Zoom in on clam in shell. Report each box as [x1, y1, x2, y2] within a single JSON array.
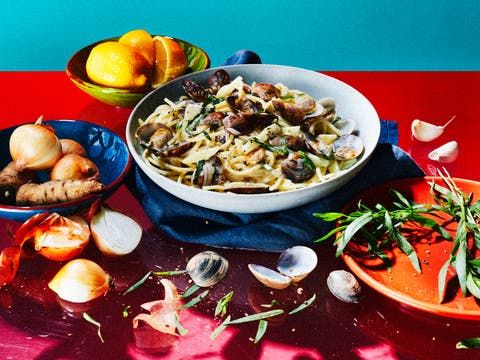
[[186, 251, 229, 287], [248, 264, 292, 289], [327, 270, 362, 303]]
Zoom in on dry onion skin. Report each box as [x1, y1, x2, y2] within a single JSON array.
[[50, 154, 100, 181], [48, 259, 111, 303], [90, 206, 142, 256], [60, 139, 87, 157], [9, 118, 63, 171]]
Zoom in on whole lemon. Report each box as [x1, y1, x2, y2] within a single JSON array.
[[86, 41, 151, 89]]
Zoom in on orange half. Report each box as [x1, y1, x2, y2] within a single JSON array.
[[152, 36, 188, 88]]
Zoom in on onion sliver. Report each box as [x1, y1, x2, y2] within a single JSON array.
[[90, 206, 142, 256]]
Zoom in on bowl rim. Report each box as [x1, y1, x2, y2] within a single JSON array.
[[0, 119, 132, 213], [126, 64, 381, 201], [66, 35, 211, 94]]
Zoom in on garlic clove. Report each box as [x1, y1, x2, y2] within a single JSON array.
[[90, 206, 142, 256], [428, 141, 459, 163], [48, 259, 111, 303], [411, 116, 456, 142]]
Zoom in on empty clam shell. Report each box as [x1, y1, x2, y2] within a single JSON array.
[[327, 270, 361, 303], [277, 246, 318, 282], [333, 134, 364, 161], [428, 141, 459, 163], [248, 264, 291, 289], [186, 251, 229, 287], [333, 118, 355, 136]]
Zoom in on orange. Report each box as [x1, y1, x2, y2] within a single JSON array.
[[86, 41, 151, 89], [152, 36, 188, 88], [119, 29, 155, 66]]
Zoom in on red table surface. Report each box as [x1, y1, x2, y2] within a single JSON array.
[[0, 71, 479, 360]]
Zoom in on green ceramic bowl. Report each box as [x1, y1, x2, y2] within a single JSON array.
[[66, 36, 210, 108]]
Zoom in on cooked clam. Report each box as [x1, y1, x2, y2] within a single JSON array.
[[293, 93, 317, 114], [327, 270, 361, 303], [272, 99, 305, 125], [182, 80, 207, 102], [208, 70, 231, 94], [202, 112, 226, 129], [332, 118, 356, 136], [248, 264, 291, 289], [332, 134, 364, 161], [135, 123, 173, 148], [248, 246, 318, 289], [252, 83, 280, 101], [277, 246, 318, 282], [152, 141, 193, 157], [186, 251, 229, 287], [193, 156, 225, 187], [281, 152, 316, 183]]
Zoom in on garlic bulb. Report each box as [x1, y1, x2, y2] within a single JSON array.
[[428, 141, 459, 163], [90, 206, 142, 256], [60, 139, 87, 157], [9, 118, 63, 170], [48, 259, 111, 303], [411, 116, 456, 142], [51, 154, 100, 181]]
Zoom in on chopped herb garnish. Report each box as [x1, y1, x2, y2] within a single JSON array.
[[203, 131, 212, 140], [122, 306, 131, 318], [254, 320, 268, 344], [186, 113, 205, 133], [288, 293, 316, 315], [227, 309, 284, 324], [180, 289, 209, 309], [298, 151, 315, 170], [456, 337, 480, 349], [280, 94, 295, 100], [123, 271, 151, 296], [192, 160, 205, 185], [181, 284, 201, 299], [260, 299, 280, 308], [251, 137, 289, 156], [174, 314, 188, 336], [215, 291, 234, 317], [83, 312, 104, 343], [210, 315, 231, 340], [152, 269, 188, 276]]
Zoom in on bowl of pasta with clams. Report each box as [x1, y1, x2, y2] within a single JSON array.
[[126, 64, 380, 213]]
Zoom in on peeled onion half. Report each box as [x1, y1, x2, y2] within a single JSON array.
[[90, 206, 142, 256]]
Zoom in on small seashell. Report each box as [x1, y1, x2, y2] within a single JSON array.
[[428, 141, 459, 163], [333, 118, 356, 136], [327, 270, 362, 303], [277, 246, 318, 282], [332, 134, 364, 161], [248, 264, 291, 289], [186, 251, 229, 287], [411, 116, 455, 142]]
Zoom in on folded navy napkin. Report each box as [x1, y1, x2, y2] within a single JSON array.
[[126, 120, 424, 252]]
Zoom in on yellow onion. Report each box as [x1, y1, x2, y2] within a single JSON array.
[[90, 206, 142, 256], [48, 259, 111, 303], [60, 139, 87, 157], [9, 117, 63, 171], [34, 215, 90, 261], [50, 154, 100, 181]]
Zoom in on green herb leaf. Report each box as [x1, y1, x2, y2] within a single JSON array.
[[215, 291, 234, 317], [123, 271, 151, 296], [456, 337, 480, 349], [210, 315, 231, 340], [152, 270, 188, 276], [260, 299, 281, 308], [438, 259, 451, 303], [288, 293, 316, 315], [83, 312, 104, 343], [174, 314, 188, 336], [122, 306, 131, 318], [180, 290, 209, 309], [298, 151, 315, 170], [313, 212, 346, 222], [192, 161, 205, 185], [227, 309, 284, 325], [251, 137, 289, 156], [314, 225, 348, 243], [254, 320, 268, 344], [181, 284, 201, 299], [466, 273, 480, 299], [336, 212, 373, 255]]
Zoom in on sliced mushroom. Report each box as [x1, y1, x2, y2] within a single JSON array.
[[281, 152, 315, 183], [332, 135, 364, 161], [202, 112, 226, 129], [272, 99, 305, 125], [135, 123, 173, 148], [193, 156, 225, 187], [252, 83, 281, 101], [208, 70, 230, 94], [182, 80, 207, 102]]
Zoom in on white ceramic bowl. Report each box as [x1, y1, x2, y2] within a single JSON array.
[[126, 64, 380, 213]]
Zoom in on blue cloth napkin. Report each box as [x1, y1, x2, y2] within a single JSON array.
[[126, 120, 424, 251]]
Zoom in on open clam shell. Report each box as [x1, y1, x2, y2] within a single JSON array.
[[277, 246, 318, 282], [186, 251, 229, 287], [248, 264, 292, 289], [333, 134, 364, 161]]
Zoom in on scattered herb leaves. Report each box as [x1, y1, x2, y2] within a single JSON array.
[[250, 137, 289, 156], [174, 314, 188, 336], [210, 315, 231, 340], [456, 337, 480, 349], [152, 269, 188, 276], [289, 293, 317, 315], [181, 284, 201, 299], [254, 320, 268, 344], [227, 309, 284, 325], [122, 306, 131, 318], [298, 151, 315, 171], [123, 271, 151, 296], [180, 290, 209, 309], [260, 299, 281, 308], [83, 312, 104, 343], [215, 291, 234, 317]]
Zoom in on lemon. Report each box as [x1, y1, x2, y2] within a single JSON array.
[[152, 36, 188, 88], [86, 41, 151, 89], [119, 29, 154, 66]]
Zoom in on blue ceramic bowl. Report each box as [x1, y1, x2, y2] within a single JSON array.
[[0, 120, 131, 222]]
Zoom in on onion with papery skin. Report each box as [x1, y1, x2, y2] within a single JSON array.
[[48, 259, 111, 303], [34, 215, 90, 261], [60, 139, 87, 157], [90, 206, 142, 256], [51, 154, 100, 181], [9, 118, 63, 171]]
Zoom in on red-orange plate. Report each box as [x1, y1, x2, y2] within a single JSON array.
[[342, 176, 480, 320]]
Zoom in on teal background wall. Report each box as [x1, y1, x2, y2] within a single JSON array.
[[1, 0, 478, 70]]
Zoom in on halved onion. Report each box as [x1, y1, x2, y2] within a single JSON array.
[[90, 206, 142, 256]]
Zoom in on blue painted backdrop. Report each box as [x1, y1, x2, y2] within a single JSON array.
[[1, 0, 478, 70]]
